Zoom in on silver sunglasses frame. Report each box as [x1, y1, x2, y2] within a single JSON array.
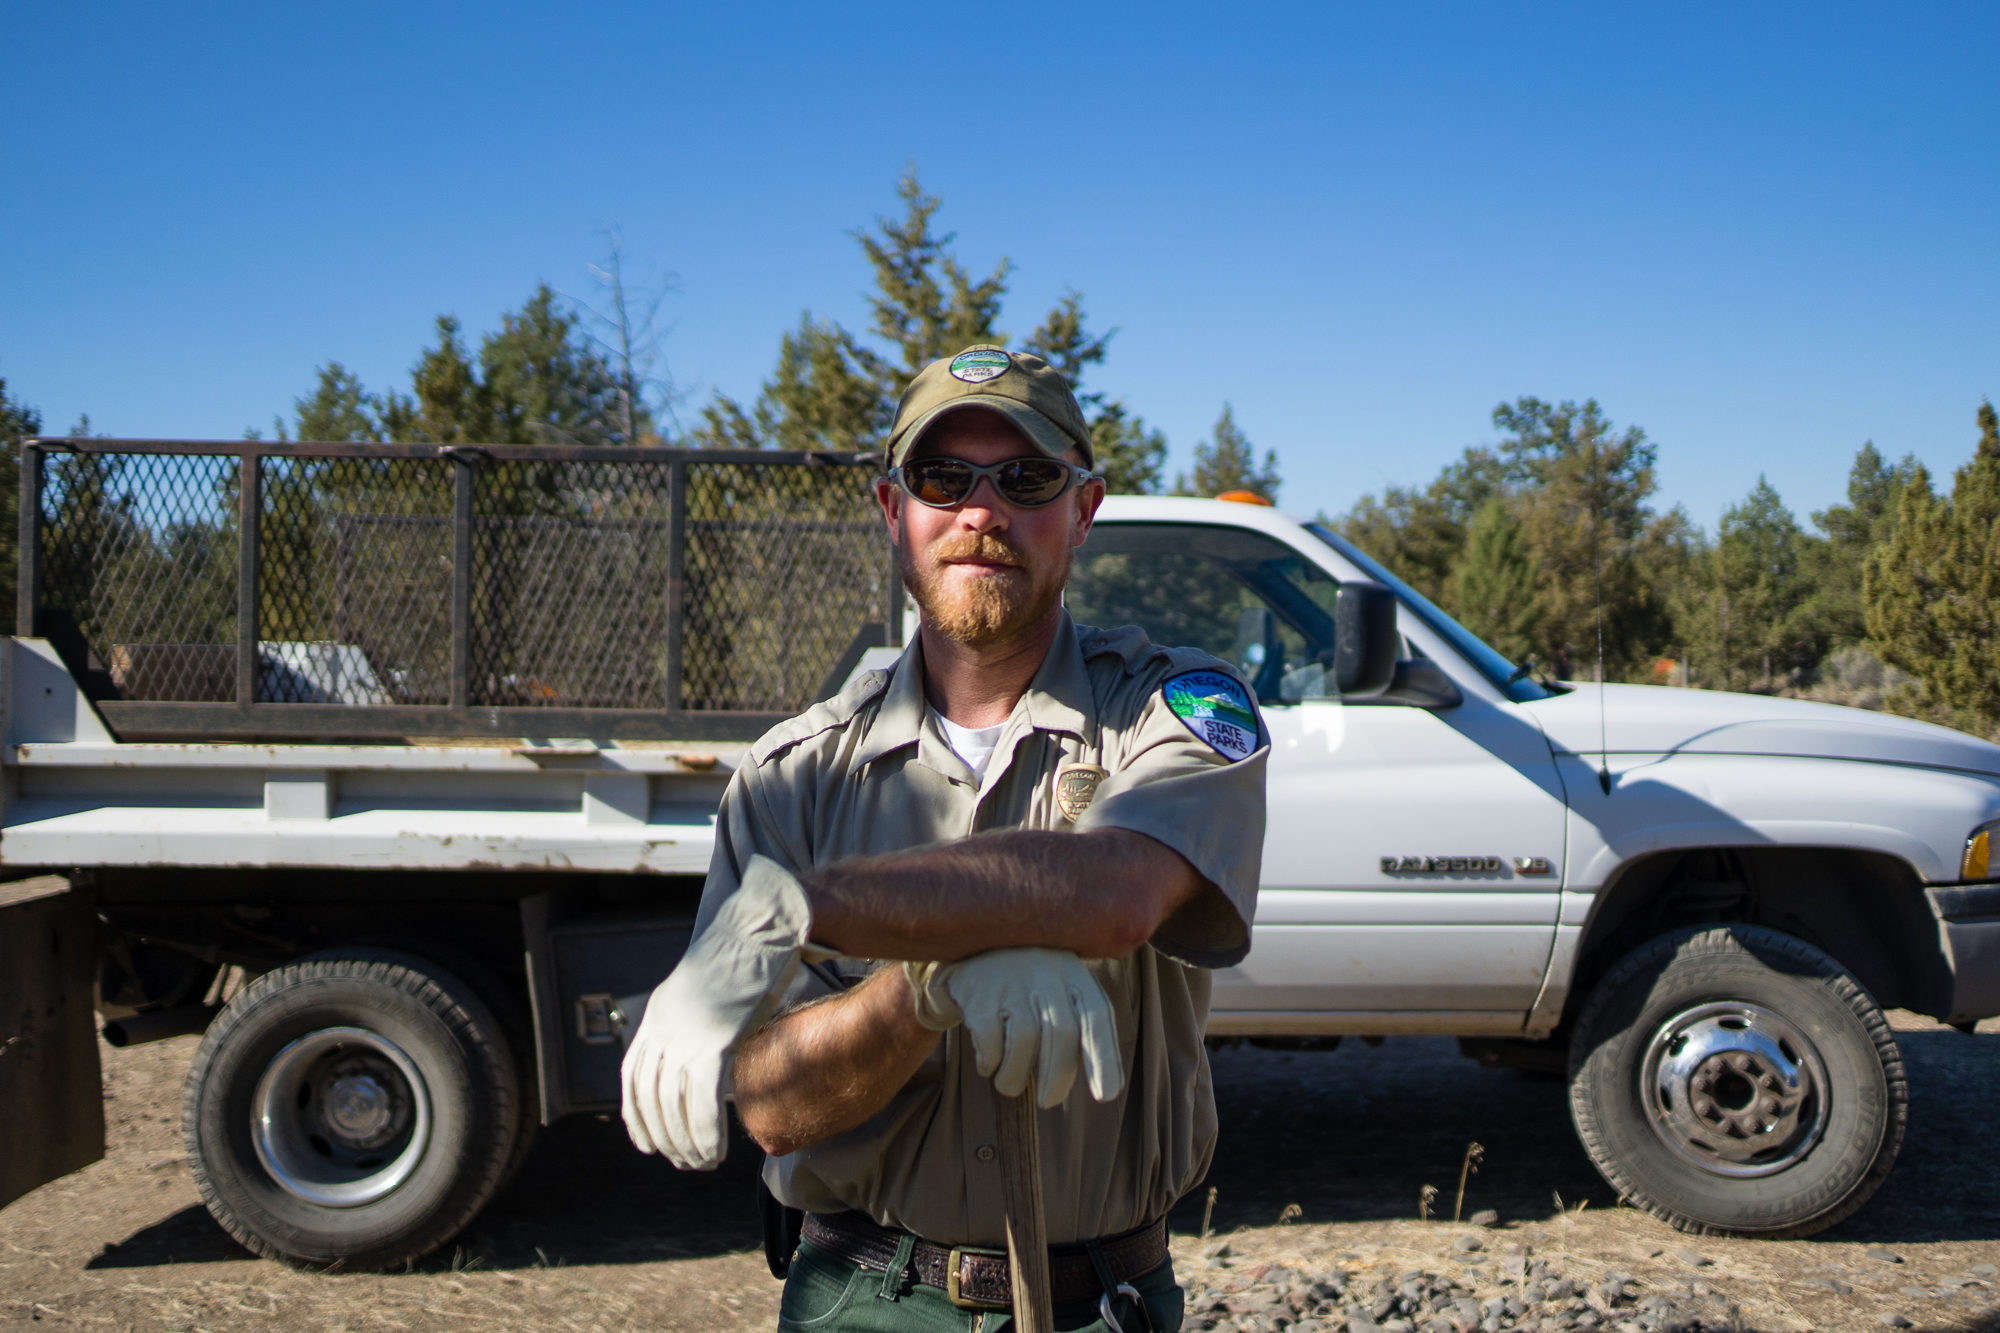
[[886, 457, 1100, 510]]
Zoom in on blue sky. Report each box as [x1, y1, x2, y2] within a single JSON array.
[[3, 3, 1995, 531]]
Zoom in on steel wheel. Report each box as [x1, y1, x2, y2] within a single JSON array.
[[251, 1026, 434, 1208], [1639, 1001, 1830, 1178], [185, 949, 520, 1268], [1569, 925, 1905, 1238]]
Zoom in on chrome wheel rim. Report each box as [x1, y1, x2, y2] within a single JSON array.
[[251, 1026, 432, 1207], [1640, 1001, 1829, 1178]]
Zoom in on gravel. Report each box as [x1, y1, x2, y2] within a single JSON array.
[[1180, 1247, 1745, 1333]]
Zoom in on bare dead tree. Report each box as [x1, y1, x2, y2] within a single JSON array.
[[568, 228, 685, 443]]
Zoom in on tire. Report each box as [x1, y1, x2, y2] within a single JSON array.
[[1568, 925, 1907, 1239], [182, 948, 522, 1269], [351, 937, 541, 1190]]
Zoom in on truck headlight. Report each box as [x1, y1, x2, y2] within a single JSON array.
[[1963, 817, 2000, 880]]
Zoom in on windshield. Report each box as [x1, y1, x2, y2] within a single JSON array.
[[1305, 523, 1553, 703]]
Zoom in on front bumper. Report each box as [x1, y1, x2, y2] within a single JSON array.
[[1928, 885, 2000, 1023]]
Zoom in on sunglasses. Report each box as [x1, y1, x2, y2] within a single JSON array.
[[889, 456, 1099, 510]]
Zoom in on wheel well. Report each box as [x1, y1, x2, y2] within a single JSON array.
[[1569, 846, 1952, 1022]]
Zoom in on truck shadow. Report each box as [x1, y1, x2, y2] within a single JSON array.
[[1173, 1030, 2000, 1247], [477, 1025, 2000, 1263], [87, 1206, 256, 1268], [87, 1028, 1998, 1272]]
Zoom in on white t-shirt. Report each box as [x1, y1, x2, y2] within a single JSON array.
[[933, 710, 1006, 783]]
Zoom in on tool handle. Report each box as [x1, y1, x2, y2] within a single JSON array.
[[996, 1080, 1054, 1333]]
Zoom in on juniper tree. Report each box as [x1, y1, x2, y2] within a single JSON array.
[[1793, 443, 1919, 650], [1866, 402, 2000, 735], [699, 171, 1155, 468], [1174, 405, 1280, 502], [1679, 478, 1816, 691], [1448, 498, 1538, 663], [292, 363, 382, 442], [1334, 448, 1507, 605], [1493, 397, 1669, 680], [286, 287, 641, 447], [1021, 291, 1167, 493]]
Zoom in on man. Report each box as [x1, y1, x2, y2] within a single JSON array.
[[622, 345, 1268, 1332]]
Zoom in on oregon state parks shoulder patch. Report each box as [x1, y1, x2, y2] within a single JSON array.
[[1162, 670, 1260, 761]]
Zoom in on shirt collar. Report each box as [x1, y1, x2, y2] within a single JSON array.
[[847, 613, 1096, 775], [1016, 612, 1092, 740]]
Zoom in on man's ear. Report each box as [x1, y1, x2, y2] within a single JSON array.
[[1072, 478, 1106, 547], [875, 477, 903, 548]]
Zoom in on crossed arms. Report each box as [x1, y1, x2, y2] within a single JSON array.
[[731, 826, 1205, 1156]]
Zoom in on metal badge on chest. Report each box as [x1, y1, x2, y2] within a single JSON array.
[[1053, 764, 1108, 822]]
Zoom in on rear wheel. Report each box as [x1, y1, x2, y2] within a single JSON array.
[[1568, 925, 1906, 1238], [353, 937, 541, 1189], [182, 948, 520, 1268]]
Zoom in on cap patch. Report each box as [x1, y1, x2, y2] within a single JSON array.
[[949, 348, 1011, 383], [1162, 670, 1260, 762]]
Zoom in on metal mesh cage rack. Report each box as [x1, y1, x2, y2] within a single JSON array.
[[18, 439, 901, 742]]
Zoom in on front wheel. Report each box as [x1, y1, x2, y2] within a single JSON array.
[[182, 949, 522, 1269], [1568, 925, 1906, 1238]]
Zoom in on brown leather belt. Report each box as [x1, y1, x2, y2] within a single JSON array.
[[799, 1210, 1169, 1310]]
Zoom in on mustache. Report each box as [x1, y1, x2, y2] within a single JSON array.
[[927, 531, 1029, 567]]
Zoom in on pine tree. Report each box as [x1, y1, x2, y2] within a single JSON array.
[[405, 316, 489, 444], [1089, 403, 1168, 495], [293, 363, 383, 442], [478, 285, 627, 446], [1498, 397, 1667, 679], [697, 316, 887, 452], [697, 171, 1158, 465], [287, 288, 641, 447], [1793, 443, 1919, 649], [1866, 402, 2000, 735], [1333, 447, 1507, 605], [860, 169, 1009, 380], [1448, 498, 1537, 662], [1021, 291, 1111, 402], [694, 170, 1002, 452], [1174, 405, 1280, 502], [1021, 292, 1166, 491], [1680, 478, 1815, 691]]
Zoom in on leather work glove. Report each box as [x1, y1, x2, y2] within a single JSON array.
[[620, 855, 819, 1169], [905, 948, 1125, 1109]]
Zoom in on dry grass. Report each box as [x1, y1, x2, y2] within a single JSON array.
[[3, 1014, 1997, 1331]]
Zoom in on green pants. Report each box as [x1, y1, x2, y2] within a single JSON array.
[[776, 1239, 1185, 1333]]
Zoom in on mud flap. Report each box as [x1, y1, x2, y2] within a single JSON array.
[[0, 876, 104, 1210]]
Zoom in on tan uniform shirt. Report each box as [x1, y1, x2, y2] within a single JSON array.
[[696, 614, 1268, 1246]]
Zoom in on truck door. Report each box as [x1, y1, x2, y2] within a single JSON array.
[[0, 877, 105, 1210], [1069, 520, 1567, 1030]]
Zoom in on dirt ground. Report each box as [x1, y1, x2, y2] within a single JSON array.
[[3, 1012, 1996, 1333]]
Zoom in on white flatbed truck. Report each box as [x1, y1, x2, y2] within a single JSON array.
[[3, 439, 1996, 1264]]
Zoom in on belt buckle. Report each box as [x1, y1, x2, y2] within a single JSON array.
[[945, 1246, 1011, 1310]]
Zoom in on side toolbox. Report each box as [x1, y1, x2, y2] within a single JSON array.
[[525, 899, 695, 1122]]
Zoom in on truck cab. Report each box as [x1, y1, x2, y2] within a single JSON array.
[[1070, 495, 2000, 1236]]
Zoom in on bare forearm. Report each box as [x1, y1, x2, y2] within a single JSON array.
[[803, 827, 1203, 962], [732, 965, 939, 1157]]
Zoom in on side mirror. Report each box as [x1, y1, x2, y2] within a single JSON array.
[[1378, 658, 1463, 709], [1332, 581, 1398, 694]]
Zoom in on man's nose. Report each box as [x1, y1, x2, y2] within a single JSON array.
[[956, 477, 1010, 526]]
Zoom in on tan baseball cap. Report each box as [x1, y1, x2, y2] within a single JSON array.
[[887, 345, 1093, 469]]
